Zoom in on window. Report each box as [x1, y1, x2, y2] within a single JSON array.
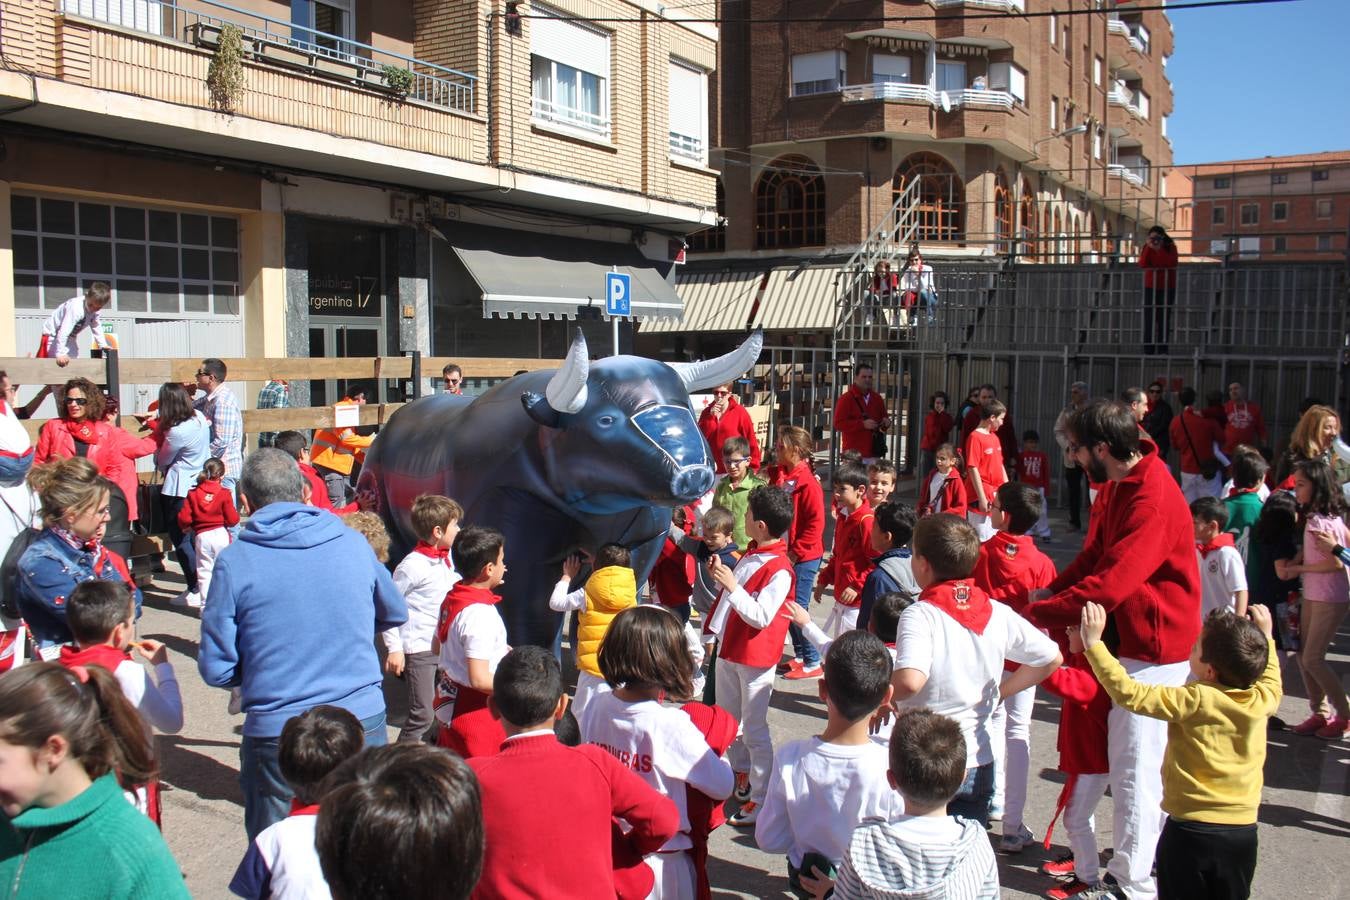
[[531, 6, 611, 137], [1213, 176, 1231, 189], [1135, 23, 1151, 54], [1271, 172, 1288, 185], [1318, 234, 1332, 251], [1317, 199, 1333, 218], [1050, 95, 1058, 130], [1212, 206, 1226, 225], [872, 54, 911, 85], [1313, 169, 1330, 182], [791, 51, 845, 96], [755, 156, 825, 249], [10, 193, 240, 315], [894, 152, 964, 242], [1093, 56, 1103, 86], [668, 60, 708, 164], [1240, 204, 1258, 225], [1019, 179, 1038, 259], [1272, 201, 1288, 222], [64, 0, 164, 36], [1272, 236, 1287, 253], [1135, 90, 1150, 120], [1093, 128, 1103, 160], [1161, 115, 1168, 138], [988, 62, 1026, 103], [1049, 13, 1057, 45], [936, 60, 967, 95], [993, 170, 1012, 251], [1238, 236, 1259, 257]]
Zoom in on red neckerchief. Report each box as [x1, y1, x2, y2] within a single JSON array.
[[1228, 485, 1261, 498], [1196, 532, 1236, 558], [58, 643, 130, 673], [743, 538, 787, 559], [435, 583, 501, 643], [413, 541, 450, 562], [288, 800, 320, 816], [51, 524, 100, 553], [921, 579, 993, 635], [64, 416, 101, 446]]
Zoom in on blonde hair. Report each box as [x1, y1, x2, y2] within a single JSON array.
[[777, 424, 812, 465], [28, 457, 112, 527], [342, 511, 391, 563], [1289, 405, 1340, 458]]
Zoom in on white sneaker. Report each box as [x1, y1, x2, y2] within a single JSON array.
[[998, 825, 1036, 854], [171, 590, 203, 609], [227, 687, 243, 715]]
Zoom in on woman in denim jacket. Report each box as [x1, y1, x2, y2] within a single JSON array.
[[15, 457, 140, 657]]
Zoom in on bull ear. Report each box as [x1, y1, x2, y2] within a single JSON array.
[[521, 392, 561, 428], [544, 329, 589, 414], [669, 329, 764, 393]]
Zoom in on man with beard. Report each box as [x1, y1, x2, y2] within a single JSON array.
[[1026, 400, 1200, 900]]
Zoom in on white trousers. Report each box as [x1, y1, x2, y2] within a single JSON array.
[[1180, 471, 1222, 503], [1028, 487, 1052, 538], [1064, 772, 1111, 886], [967, 510, 998, 542], [645, 849, 695, 900], [989, 682, 1035, 831], [716, 658, 776, 804], [1106, 657, 1189, 899], [194, 526, 231, 604], [571, 670, 610, 723], [823, 602, 859, 638]]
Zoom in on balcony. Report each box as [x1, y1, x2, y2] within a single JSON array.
[[950, 89, 1014, 110], [1108, 164, 1147, 187], [931, 0, 1025, 8], [1107, 18, 1131, 38], [842, 82, 935, 104]]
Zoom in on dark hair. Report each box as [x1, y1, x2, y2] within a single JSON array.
[[869, 591, 914, 644], [1179, 387, 1198, 407], [721, 436, 751, 461], [452, 526, 505, 583], [1147, 225, 1176, 252], [345, 382, 371, 403], [1067, 400, 1141, 462], [839, 450, 864, 466], [1231, 449, 1269, 490], [1122, 387, 1146, 406], [317, 744, 483, 900], [979, 399, 1007, 421], [874, 502, 916, 548], [61, 377, 105, 422], [929, 391, 949, 410], [996, 482, 1043, 535], [1021, 429, 1040, 443], [274, 430, 307, 461], [200, 358, 227, 382], [410, 494, 463, 544], [553, 709, 581, 747], [597, 605, 694, 699], [1251, 491, 1299, 545], [198, 457, 226, 484], [935, 442, 958, 460], [855, 363, 874, 375], [888, 709, 967, 809], [280, 705, 364, 805], [1292, 458, 1345, 518], [823, 631, 892, 722], [1199, 610, 1269, 689], [702, 505, 735, 537], [156, 382, 195, 431], [0, 662, 155, 788], [834, 462, 869, 490], [912, 514, 980, 581], [1148, 380, 1165, 393], [1205, 389, 1225, 409], [749, 484, 794, 536], [594, 542, 631, 570], [442, 364, 463, 378], [1190, 496, 1229, 530], [492, 646, 563, 728], [66, 580, 131, 645], [868, 459, 898, 480]]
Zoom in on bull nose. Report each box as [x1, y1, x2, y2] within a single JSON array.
[[671, 465, 713, 500]]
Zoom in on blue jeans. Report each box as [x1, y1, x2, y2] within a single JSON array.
[[947, 761, 995, 827], [240, 709, 387, 840], [788, 558, 822, 668]]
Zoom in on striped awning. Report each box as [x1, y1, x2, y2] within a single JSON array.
[[751, 265, 843, 331], [641, 269, 766, 334]]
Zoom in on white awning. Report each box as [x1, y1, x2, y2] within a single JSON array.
[[641, 269, 765, 334]]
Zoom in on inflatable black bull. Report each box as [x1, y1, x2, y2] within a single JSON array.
[[359, 329, 764, 647]]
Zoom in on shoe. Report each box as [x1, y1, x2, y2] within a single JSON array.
[[171, 590, 203, 609], [1047, 879, 1102, 900], [1073, 881, 1124, 899], [733, 771, 751, 802], [1313, 716, 1350, 740], [227, 687, 243, 716], [784, 663, 822, 680], [1268, 716, 1288, 732], [728, 801, 759, 826], [1040, 855, 1076, 878], [998, 825, 1035, 854], [1292, 713, 1330, 735], [988, 803, 1004, 822], [776, 658, 803, 676]]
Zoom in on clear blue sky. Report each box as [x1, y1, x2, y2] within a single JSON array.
[[1168, 0, 1350, 164]]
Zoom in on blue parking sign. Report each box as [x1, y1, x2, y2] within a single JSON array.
[[606, 271, 631, 317]]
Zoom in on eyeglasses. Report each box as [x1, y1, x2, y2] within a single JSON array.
[[444, 378, 461, 386], [65, 397, 88, 406], [195, 370, 211, 379], [713, 390, 731, 397], [725, 457, 749, 467]]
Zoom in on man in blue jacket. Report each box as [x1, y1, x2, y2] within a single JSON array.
[[199, 448, 407, 840]]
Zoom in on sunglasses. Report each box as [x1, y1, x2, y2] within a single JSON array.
[[725, 457, 749, 466], [713, 390, 731, 397], [195, 370, 212, 379], [65, 397, 88, 406]]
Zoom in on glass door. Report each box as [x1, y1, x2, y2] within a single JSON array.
[[309, 322, 382, 408]]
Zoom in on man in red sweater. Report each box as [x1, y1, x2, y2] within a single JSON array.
[[1169, 386, 1225, 503], [469, 646, 679, 900], [1027, 400, 1200, 900], [1222, 381, 1267, 456], [698, 384, 761, 474], [832, 365, 887, 462]]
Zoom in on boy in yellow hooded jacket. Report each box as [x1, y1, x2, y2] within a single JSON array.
[[550, 543, 638, 719]]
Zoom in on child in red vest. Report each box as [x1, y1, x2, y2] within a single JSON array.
[[918, 443, 967, 518], [1016, 429, 1053, 540], [432, 525, 510, 759], [704, 485, 796, 827], [815, 462, 875, 636], [972, 482, 1058, 854], [176, 458, 239, 609]]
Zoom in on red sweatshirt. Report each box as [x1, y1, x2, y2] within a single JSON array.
[[697, 399, 761, 473], [298, 461, 357, 514], [1016, 450, 1050, 490], [833, 385, 886, 456], [971, 531, 1056, 616], [918, 469, 967, 518], [770, 459, 824, 562], [818, 500, 875, 605], [177, 479, 239, 533], [468, 735, 678, 900], [1027, 445, 1201, 664], [1170, 408, 1223, 475], [1040, 650, 1110, 776], [920, 410, 954, 452], [1222, 401, 1267, 455], [649, 535, 695, 609]]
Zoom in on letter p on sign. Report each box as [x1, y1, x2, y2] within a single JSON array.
[[606, 272, 631, 317]]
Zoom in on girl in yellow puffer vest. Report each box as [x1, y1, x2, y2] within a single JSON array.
[[548, 544, 638, 719]]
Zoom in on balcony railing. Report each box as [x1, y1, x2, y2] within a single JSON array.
[[931, 0, 1024, 9], [669, 132, 706, 162], [531, 98, 611, 138], [842, 82, 936, 104], [1108, 164, 1147, 187], [949, 89, 1015, 110], [1107, 18, 1131, 37], [60, 0, 477, 115]]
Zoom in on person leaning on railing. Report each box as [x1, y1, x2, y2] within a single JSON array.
[[1139, 226, 1178, 355], [898, 248, 938, 327]]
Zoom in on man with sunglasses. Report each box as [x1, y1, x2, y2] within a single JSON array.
[[195, 359, 244, 495], [833, 365, 888, 465], [698, 383, 761, 474]]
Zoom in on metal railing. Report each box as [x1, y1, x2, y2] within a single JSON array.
[[1108, 164, 1147, 187], [842, 82, 935, 104], [531, 98, 611, 137], [950, 88, 1015, 110], [61, 0, 477, 115], [931, 0, 1024, 8], [1107, 18, 1131, 37], [669, 132, 706, 161]]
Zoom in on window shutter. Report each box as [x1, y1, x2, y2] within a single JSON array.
[[669, 62, 706, 143], [532, 5, 609, 78], [872, 54, 911, 82], [791, 51, 842, 93]]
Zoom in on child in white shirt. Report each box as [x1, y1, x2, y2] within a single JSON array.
[[383, 494, 461, 743], [38, 282, 110, 365], [1192, 497, 1249, 617]]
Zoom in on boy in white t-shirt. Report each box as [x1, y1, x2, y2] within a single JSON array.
[[756, 630, 900, 897], [1192, 497, 1249, 618], [382, 494, 461, 743], [432, 525, 511, 759], [890, 513, 1062, 826], [38, 282, 111, 365]]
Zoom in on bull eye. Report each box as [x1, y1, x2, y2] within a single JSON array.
[[597, 414, 618, 428]]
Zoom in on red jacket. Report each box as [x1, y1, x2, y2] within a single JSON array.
[[918, 469, 967, 518], [833, 386, 886, 456], [299, 461, 357, 514], [972, 532, 1056, 616], [920, 410, 954, 452], [34, 419, 157, 520], [770, 459, 824, 562], [1138, 242, 1178, 289], [649, 535, 695, 608], [468, 735, 678, 900], [1040, 650, 1110, 776], [718, 544, 795, 668], [1222, 401, 1267, 455], [697, 399, 761, 474], [1028, 445, 1201, 664], [177, 479, 239, 533], [1169, 408, 1223, 475], [818, 500, 875, 606]]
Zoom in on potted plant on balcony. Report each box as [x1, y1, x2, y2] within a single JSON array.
[[207, 24, 247, 112], [380, 64, 415, 99]]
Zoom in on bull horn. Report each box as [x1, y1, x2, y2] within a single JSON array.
[[669, 329, 764, 393], [545, 328, 590, 414]]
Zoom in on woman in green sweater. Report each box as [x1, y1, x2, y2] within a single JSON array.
[[0, 662, 189, 899]]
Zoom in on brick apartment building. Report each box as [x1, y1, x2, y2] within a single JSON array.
[[0, 0, 717, 405], [1176, 152, 1350, 262], [643, 0, 1177, 354]]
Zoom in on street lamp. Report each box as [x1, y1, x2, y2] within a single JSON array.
[[1033, 123, 1090, 149]]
